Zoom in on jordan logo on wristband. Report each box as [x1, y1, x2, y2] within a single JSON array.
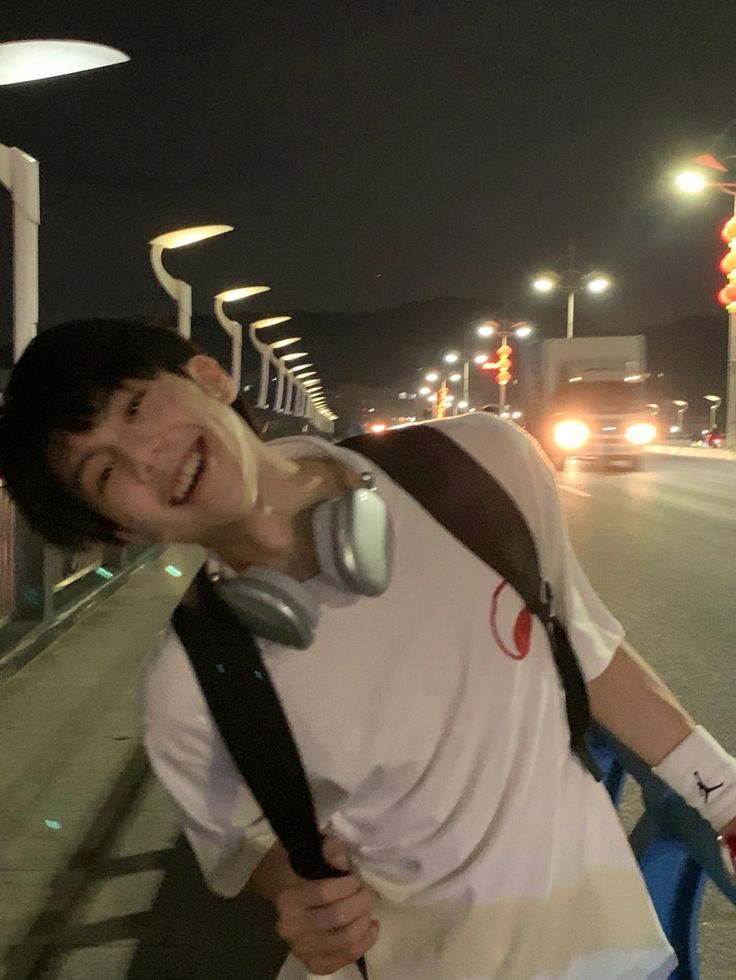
[[694, 770, 724, 804]]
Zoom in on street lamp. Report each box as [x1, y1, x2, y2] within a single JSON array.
[[704, 394, 722, 429], [674, 152, 736, 449], [673, 399, 688, 431], [531, 242, 612, 339], [0, 40, 131, 361], [249, 315, 292, 407], [213, 285, 271, 390], [150, 224, 233, 338], [479, 319, 534, 411]]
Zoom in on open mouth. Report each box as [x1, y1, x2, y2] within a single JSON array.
[[170, 436, 207, 506]]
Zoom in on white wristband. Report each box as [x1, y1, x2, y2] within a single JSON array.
[[653, 726, 736, 831]]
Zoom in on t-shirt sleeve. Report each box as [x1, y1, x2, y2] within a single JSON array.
[[445, 413, 624, 681], [141, 629, 277, 897], [516, 427, 625, 681]]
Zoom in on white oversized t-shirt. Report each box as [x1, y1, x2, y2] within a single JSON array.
[[142, 414, 675, 980]]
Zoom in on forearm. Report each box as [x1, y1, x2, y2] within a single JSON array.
[[245, 840, 300, 903], [586, 640, 695, 766]]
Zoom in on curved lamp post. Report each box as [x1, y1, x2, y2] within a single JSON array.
[[704, 394, 722, 430], [150, 224, 233, 338], [249, 316, 291, 407], [0, 39, 129, 86], [532, 242, 611, 339], [0, 39, 131, 361], [672, 399, 688, 432], [213, 285, 270, 389]]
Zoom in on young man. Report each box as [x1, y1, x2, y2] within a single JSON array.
[[2, 318, 735, 980]]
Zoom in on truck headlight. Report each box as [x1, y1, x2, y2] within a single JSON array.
[[625, 423, 657, 445], [554, 420, 590, 450]]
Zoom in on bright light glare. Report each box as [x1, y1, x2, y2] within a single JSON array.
[[458, 400, 469, 409], [0, 40, 129, 86], [370, 424, 387, 434], [280, 352, 309, 362], [443, 352, 460, 364], [473, 353, 489, 364], [515, 325, 533, 339], [533, 276, 556, 292], [216, 285, 271, 302], [477, 324, 495, 338], [626, 423, 657, 445], [150, 224, 233, 249], [554, 420, 590, 451], [670, 425, 681, 434], [675, 171, 707, 194], [425, 371, 440, 382], [268, 337, 301, 349], [511, 411, 523, 420], [586, 276, 610, 294], [448, 372, 462, 382], [418, 385, 432, 395], [251, 316, 291, 330], [294, 371, 316, 379]]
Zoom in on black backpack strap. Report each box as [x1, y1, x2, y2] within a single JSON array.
[[172, 570, 370, 978], [341, 425, 599, 779]]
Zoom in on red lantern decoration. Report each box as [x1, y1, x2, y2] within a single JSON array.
[[721, 216, 736, 244], [719, 251, 736, 276], [717, 284, 736, 307]]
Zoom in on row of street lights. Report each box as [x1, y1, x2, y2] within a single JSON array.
[[148, 225, 336, 424], [0, 40, 335, 428]]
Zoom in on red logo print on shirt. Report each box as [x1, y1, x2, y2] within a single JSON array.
[[490, 581, 532, 660]]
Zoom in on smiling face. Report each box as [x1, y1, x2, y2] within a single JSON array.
[[56, 356, 266, 546]]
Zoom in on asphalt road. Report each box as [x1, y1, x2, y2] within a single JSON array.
[[558, 454, 736, 980]]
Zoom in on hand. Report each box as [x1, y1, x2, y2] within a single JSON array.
[[275, 836, 379, 976]]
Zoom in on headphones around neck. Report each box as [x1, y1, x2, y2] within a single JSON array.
[[213, 472, 394, 649]]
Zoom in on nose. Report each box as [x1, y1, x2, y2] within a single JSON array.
[[127, 432, 170, 482]]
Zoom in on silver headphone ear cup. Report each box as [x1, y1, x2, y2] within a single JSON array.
[[215, 568, 320, 650], [312, 488, 393, 596]]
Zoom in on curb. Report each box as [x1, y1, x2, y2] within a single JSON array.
[[645, 445, 736, 462]]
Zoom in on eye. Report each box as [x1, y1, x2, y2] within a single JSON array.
[[126, 391, 145, 418]]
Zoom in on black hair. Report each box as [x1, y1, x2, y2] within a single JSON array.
[[0, 318, 258, 549]]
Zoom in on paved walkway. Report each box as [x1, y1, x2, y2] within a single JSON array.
[[0, 546, 286, 980]]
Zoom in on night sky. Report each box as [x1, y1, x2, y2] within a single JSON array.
[[2, 2, 736, 390]]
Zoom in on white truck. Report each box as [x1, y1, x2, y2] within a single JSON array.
[[526, 335, 657, 471]]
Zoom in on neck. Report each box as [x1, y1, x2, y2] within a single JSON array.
[[209, 455, 358, 579]]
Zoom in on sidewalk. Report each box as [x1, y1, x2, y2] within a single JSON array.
[[646, 443, 736, 461], [0, 546, 286, 980]]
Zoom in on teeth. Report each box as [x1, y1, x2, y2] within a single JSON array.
[[172, 451, 202, 503]]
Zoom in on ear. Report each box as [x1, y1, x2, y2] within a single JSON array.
[[183, 354, 238, 404]]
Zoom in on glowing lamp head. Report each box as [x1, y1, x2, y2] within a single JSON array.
[[268, 337, 301, 349], [625, 422, 657, 445], [675, 171, 707, 194], [0, 39, 129, 86], [473, 353, 489, 365], [280, 351, 309, 362], [586, 276, 610, 294], [425, 371, 440, 382], [251, 316, 292, 330], [216, 285, 271, 302], [448, 372, 462, 382], [150, 224, 233, 250], [553, 419, 590, 451], [477, 324, 496, 338], [533, 274, 557, 292], [514, 324, 533, 339], [443, 352, 460, 364]]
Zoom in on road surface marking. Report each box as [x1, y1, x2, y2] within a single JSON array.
[[558, 484, 592, 498]]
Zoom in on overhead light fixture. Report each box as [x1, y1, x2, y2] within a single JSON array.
[[0, 39, 129, 86]]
